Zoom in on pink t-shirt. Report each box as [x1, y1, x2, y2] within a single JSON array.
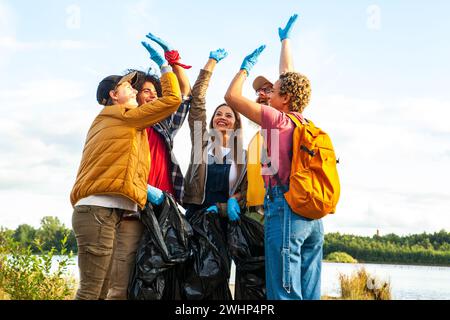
[[261, 105, 304, 188]]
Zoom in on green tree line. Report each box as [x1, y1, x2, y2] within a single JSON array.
[[324, 231, 450, 266], [1, 218, 449, 266], [0, 217, 77, 254]]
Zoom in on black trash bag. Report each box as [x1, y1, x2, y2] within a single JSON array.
[[228, 214, 266, 300], [180, 209, 233, 300], [128, 193, 193, 300]]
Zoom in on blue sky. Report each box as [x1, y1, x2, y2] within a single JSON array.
[[1, 0, 449, 236]]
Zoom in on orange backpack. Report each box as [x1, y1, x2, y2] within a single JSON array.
[[283, 114, 341, 220]]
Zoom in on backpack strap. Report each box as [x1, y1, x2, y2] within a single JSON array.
[[287, 113, 313, 128], [287, 113, 318, 157], [263, 114, 308, 197], [286, 113, 303, 128]]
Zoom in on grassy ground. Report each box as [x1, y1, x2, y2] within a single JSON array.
[[0, 288, 10, 300], [1, 268, 390, 300]]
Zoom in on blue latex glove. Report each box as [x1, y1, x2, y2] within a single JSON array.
[[209, 48, 228, 63], [147, 185, 165, 206], [141, 41, 165, 68], [145, 33, 174, 52], [206, 205, 219, 214], [279, 14, 299, 41], [240, 45, 266, 76], [227, 198, 241, 222]]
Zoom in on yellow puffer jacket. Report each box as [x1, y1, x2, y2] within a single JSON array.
[[70, 72, 181, 209]]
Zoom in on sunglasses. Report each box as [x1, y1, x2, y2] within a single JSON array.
[[256, 87, 274, 96]]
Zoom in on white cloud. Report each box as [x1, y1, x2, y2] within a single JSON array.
[[2, 76, 449, 236], [0, 3, 448, 235], [0, 37, 103, 51], [1, 79, 86, 107], [0, 190, 73, 230], [0, 79, 96, 197], [172, 91, 450, 236], [395, 98, 450, 134], [304, 94, 450, 235]]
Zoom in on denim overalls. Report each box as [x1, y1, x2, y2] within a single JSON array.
[[185, 154, 231, 227], [204, 157, 231, 207]]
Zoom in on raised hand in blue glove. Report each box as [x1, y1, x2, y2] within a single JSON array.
[[227, 198, 241, 222], [209, 48, 228, 63], [206, 205, 219, 214], [240, 45, 266, 76], [141, 41, 165, 68], [147, 185, 165, 206], [279, 14, 299, 41], [145, 33, 173, 52]]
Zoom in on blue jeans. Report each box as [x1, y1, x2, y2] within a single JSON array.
[[264, 186, 324, 300]]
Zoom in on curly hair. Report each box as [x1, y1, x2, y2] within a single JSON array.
[[279, 72, 311, 113]]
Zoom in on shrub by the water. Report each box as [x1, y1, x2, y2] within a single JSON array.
[[325, 252, 358, 263], [0, 230, 76, 300]]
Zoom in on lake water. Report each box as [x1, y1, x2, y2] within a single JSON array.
[[321, 262, 450, 300], [58, 257, 449, 300]]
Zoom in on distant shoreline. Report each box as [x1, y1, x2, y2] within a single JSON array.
[[323, 260, 450, 268], [58, 254, 450, 268]]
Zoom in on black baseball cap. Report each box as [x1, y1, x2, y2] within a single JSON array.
[[96, 71, 137, 106]]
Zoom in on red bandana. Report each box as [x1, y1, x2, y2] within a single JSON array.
[[165, 50, 192, 69]]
